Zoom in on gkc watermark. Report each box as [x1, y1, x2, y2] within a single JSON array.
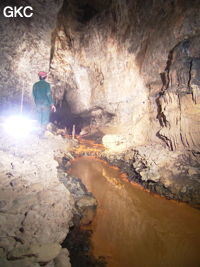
[[3, 6, 33, 17]]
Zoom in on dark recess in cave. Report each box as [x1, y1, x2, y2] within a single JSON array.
[[62, 226, 107, 267], [50, 97, 89, 135], [77, 3, 98, 23], [62, 0, 111, 24]]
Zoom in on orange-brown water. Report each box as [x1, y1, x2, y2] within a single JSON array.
[[70, 157, 200, 267]]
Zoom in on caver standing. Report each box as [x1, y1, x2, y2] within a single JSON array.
[[32, 71, 56, 133]]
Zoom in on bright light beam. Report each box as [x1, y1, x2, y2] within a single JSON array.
[[3, 115, 36, 138]]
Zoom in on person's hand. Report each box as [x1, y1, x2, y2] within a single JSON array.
[[51, 105, 56, 112]]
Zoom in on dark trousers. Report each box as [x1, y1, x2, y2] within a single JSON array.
[[36, 105, 50, 126]]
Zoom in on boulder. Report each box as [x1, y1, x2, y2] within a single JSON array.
[[54, 248, 71, 267]]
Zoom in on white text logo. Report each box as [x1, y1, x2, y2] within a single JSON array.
[[3, 6, 33, 18]]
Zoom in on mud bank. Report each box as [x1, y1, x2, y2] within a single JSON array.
[[72, 138, 200, 208], [101, 146, 200, 208]]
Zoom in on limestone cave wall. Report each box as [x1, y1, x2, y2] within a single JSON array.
[[0, 0, 200, 151], [0, 0, 63, 111], [50, 0, 200, 150]]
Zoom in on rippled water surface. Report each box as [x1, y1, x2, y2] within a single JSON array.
[[70, 157, 200, 267]]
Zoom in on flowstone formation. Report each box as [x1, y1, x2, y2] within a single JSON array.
[[157, 36, 200, 151]]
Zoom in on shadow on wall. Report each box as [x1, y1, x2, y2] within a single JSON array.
[[50, 99, 87, 134], [50, 92, 115, 135]]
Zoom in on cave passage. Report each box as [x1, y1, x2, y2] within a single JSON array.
[[69, 157, 200, 267]]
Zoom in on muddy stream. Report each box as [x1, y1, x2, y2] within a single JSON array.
[[69, 156, 200, 267]]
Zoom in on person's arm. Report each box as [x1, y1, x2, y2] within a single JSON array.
[[32, 84, 36, 104], [46, 84, 56, 112], [46, 83, 53, 105]]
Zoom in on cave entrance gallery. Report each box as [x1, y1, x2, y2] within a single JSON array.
[[0, 0, 200, 267]]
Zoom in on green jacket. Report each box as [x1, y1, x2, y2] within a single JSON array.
[[32, 80, 53, 106]]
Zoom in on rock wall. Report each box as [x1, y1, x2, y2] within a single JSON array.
[[50, 0, 150, 145], [50, 0, 200, 150], [157, 36, 200, 151], [0, 0, 63, 111]]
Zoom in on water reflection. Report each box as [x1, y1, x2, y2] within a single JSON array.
[[70, 157, 200, 267]]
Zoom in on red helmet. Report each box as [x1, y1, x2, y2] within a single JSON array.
[[38, 71, 47, 78]]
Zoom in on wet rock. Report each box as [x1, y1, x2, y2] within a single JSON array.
[[59, 174, 88, 198], [59, 172, 97, 225], [80, 208, 97, 226], [54, 248, 71, 267], [76, 195, 97, 209], [76, 195, 97, 225]]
